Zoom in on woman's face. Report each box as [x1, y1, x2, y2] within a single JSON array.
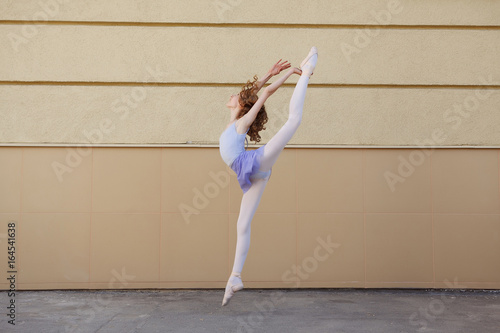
[[226, 93, 240, 109]]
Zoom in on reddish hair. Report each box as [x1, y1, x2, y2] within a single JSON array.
[[237, 75, 268, 143]]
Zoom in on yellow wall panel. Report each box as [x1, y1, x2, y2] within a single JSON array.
[[1, 1, 499, 146], [2, 85, 499, 145], [2, 0, 500, 26], [2, 25, 499, 85]]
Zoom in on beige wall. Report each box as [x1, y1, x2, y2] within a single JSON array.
[[0, 147, 499, 290], [1, 0, 500, 146], [1, 1, 500, 290]]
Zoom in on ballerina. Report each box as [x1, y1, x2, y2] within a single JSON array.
[[219, 47, 318, 306]]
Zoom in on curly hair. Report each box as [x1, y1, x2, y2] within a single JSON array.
[[237, 75, 268, 143]]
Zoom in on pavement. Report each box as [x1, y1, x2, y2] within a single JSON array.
[[1, 288, 499, 333]]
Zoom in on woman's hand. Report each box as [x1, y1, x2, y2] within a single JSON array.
[[289, 67, 313, 76], [290, 67, 303, 75], [255, 59, 295, 93], [268, 59, 291, 76]]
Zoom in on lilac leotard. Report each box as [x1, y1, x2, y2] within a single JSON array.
[[219, 121, 271, 193]]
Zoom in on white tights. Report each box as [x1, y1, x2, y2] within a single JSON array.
[[230, 71, 313, 278]]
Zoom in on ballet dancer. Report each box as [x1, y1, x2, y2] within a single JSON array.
[[219, 47, 318, 306]]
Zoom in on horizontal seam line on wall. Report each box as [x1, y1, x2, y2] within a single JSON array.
[[1, 20, 500, 30], [5, 280, 496, 282], [1, 81, 500, 89], [1, 144, 499, 148], [6, 212, 500, 215]]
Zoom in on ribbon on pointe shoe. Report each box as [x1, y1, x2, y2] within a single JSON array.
[[222, 272, 244, 306]]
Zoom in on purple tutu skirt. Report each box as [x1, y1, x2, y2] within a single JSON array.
[[230, 145, 270, 193]]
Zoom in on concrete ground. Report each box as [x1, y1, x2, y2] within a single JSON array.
[[1, 288, 499, 333]]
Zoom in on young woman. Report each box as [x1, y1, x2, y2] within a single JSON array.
[[219, 47, 318, 306]]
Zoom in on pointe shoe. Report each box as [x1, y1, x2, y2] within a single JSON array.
[[300, 46, 318, 69], [221, 271, 244, 306], [299, 46, 318, 77]]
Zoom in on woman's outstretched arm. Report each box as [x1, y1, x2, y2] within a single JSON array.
[[265, 67, 301, 95], [254, 72, 272, 93], [254, 59, 291, 92], [239, 67, 301, 128]]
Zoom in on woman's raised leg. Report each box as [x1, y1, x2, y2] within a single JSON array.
[[259, 52, 317, 172]]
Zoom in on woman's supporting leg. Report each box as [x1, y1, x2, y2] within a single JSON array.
[[259, 54, 317, 172], [230, 176, 269, 276], [223, 176, 269, 305]]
